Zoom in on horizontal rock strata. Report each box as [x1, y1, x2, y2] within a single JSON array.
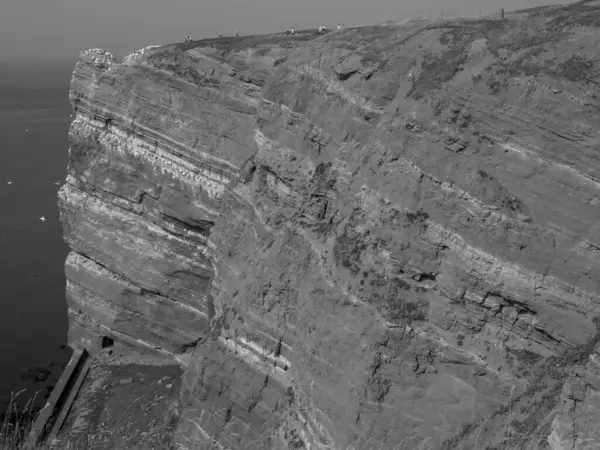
[[60, 4, 600, 448]]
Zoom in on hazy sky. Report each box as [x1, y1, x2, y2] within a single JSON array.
[[2, 0, 567, 62]]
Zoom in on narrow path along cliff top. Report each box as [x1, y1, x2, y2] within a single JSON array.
[[20, 0, 600, 448]]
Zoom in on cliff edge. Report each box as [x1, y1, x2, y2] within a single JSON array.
[[59, 2, 600, 448]]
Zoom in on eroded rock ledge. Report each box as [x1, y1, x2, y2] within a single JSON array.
[[60, 4, 600, 448]]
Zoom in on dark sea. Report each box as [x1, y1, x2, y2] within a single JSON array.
[[0, 61, 76, 413]]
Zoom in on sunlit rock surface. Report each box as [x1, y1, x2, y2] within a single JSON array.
[[59, 3, 600, 448]]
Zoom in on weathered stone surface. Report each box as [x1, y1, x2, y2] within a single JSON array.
[[59, 4, 600, 448]]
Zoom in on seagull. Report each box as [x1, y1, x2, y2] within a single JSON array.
[[39, 217, 46, 222], [7, 181, 12, 185], [54, 181, 61, 185], [25, 129, 29, 132]]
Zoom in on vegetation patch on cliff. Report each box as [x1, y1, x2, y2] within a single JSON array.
[[334, 224, 429, 325], [333, 232, 368, 276], [409, 28, 476, 99], [363, 272, 428, 324]]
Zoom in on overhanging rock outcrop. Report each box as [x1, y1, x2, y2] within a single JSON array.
[[59, 3, 600, 448]]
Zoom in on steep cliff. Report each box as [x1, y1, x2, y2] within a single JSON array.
[[60, 2, 600, 448]]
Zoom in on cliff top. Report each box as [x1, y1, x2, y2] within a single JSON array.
[[83, 0, 600, 105]]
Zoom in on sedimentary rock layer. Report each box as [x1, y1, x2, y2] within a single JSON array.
[[60, 3, 600, 448]]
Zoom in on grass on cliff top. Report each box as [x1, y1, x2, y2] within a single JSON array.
[[175, 30, 318, 53]]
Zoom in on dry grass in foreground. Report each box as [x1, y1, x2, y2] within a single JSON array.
[[1, 387, 593, 450], [0, 403, 593, 450], [0, 389, 46, 450]]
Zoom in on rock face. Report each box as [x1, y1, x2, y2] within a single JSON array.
[[60, 3, 600, 448]]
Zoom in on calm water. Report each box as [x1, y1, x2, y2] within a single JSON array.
[[0, 61, 75, 412]]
